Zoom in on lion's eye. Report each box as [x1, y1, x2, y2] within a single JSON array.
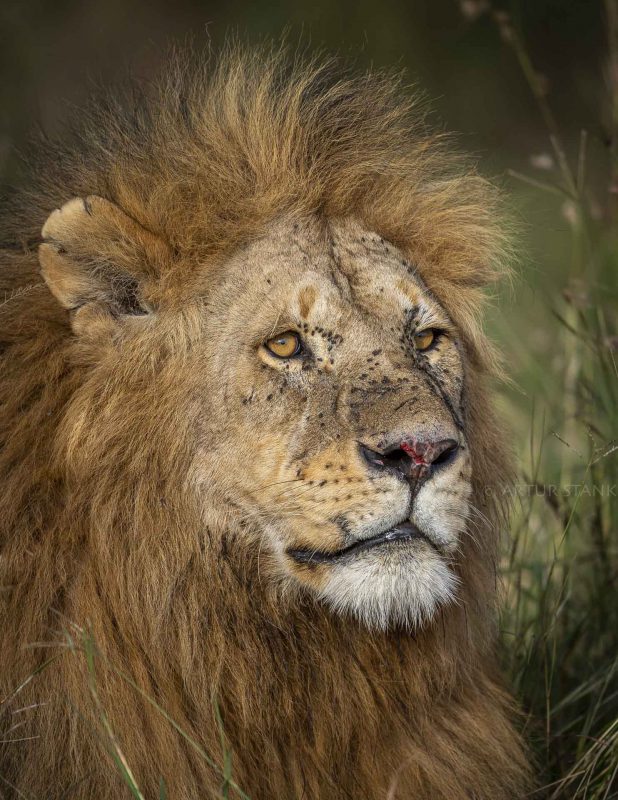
[[264, 331, 302, 358], [413, 329, 437, 351]]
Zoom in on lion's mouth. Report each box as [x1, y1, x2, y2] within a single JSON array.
[[287, 521, 432, 565]]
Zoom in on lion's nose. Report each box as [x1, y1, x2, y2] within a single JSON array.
[[359, 438, 459, 483]]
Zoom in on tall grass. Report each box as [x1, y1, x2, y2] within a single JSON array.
[[475, 2, 618, 796], [501, 287, 617, 799]]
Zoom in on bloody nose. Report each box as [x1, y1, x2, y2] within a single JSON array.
[[360, 438, 459, 483], [400, 439, 458, 467]]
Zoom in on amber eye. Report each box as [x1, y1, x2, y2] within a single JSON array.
[[413, 329, 437, 351], [264, 331, 302, 359]]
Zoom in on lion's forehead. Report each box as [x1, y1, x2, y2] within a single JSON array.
[[222, 215, 447, 334]]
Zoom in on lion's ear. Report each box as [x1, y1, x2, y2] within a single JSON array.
[[39, 196, 170, 327]]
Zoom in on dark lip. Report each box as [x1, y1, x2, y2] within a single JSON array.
[[287, 521, 428, 566]]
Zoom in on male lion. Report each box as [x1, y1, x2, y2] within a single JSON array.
[[0, 47, 531, 799]]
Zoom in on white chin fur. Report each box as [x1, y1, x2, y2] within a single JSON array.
[[318, 542, 458, 631]]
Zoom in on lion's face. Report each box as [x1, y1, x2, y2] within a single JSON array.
[[198, 216, 471, 629], [39, 195, 473, 632]]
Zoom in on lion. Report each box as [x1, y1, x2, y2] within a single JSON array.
[[0, 46, 531, 799]]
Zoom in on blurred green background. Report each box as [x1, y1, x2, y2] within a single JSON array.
[[0, 1, 606, 177], [0, 0, 605, 167], [1, 1, 617, 796]]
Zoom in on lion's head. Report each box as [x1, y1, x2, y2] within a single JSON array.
[[0, 47, 529, 800], [42, 200, 472, 630]]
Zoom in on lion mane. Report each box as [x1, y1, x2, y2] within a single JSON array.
[[0, 46, 531, 799]]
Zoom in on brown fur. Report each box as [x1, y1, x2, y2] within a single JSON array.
[[0, 45, 531, 798]]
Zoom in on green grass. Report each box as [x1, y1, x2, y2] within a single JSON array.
[[480, 4, 618, 796], [499, 289, 617, 798]]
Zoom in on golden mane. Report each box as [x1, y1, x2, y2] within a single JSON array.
[[0, 45, 530, 799], [2, 44, 510, 344]]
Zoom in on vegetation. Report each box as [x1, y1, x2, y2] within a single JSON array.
[[485, 3, 618, 796]]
